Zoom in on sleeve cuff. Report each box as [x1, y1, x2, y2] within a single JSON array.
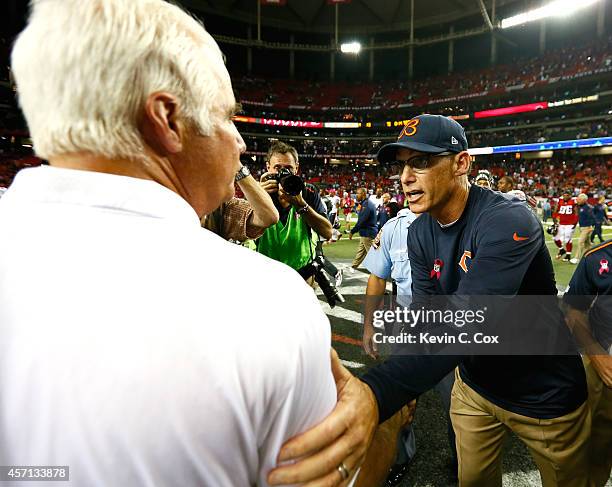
[[562, 294, 592, 311], [358, 376, 391, 424]]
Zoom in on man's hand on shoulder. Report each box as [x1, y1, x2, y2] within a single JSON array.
[[268, 349, 379, 486]]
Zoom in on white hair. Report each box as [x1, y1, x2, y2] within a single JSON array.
[[11, 0, 230, 161]]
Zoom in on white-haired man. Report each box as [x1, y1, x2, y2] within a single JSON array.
[[0, 1, 373, 485]]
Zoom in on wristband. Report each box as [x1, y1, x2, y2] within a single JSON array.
[[234, 165, 250, 182], [296, 204, 310, 215]]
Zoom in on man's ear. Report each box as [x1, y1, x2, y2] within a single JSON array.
[[141, 92, 183, 155], [454, 151, 471, 177]]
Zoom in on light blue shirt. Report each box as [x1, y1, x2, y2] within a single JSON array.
[[363, 208, 417, 303]]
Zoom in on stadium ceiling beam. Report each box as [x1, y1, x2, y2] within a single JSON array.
[[492, 31, 518, 48], [356, 0, 387, 27], [213, 24, 491, 51], [391, 0, 403, 24], [284, 2, 309, 27], [308, 2, 328, 28], [476, 0, 494, 30], [447, 0, 469, 14], [183, 0, 520, 35]]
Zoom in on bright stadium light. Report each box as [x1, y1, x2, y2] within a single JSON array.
[[501, 0, 601, 29], [340, 42, 361, 54]]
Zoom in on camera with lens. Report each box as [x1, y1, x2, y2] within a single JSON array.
[[262, 168, 305, 196], [311, 255, 345, 308], [297, 255, 345, 308]]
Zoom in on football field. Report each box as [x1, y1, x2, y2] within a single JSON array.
[[317, 220, 611, 487]]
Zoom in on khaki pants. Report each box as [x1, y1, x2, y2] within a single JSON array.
[[583, 357, 612, 487], [450, 369, 591, 487], [577, 227, 593, 260], [352, 236, 373, 269]]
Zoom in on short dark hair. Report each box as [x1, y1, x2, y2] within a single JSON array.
[[499, 176, 514, 189], [266, 141, 299, 166]]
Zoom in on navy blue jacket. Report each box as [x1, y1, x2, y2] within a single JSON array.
[[577, 204, 595, 228], [564, 240, 612, 351], [592, 204, 607, 224], [361, 185, 587, 421], [351, 198, 378, 238]]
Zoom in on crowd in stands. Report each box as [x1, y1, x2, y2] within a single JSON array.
[[468, 119, 612, 147], [477, 155, 611, 197], [240, 78, 609, 125], [1, 147, 609, 213], [239, 118, 611, 159], [234, 36, 612, 111], [243, 135, 381, 157], [240, 155, 611, 203], [1, 33, 611, 203]]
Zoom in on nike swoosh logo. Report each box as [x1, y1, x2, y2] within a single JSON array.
[[513, 232, 529, 241]]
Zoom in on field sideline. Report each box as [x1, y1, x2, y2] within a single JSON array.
[[317, 218, 611, 487]]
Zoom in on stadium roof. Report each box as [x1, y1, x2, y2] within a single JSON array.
[[181, 0, 524, 35]]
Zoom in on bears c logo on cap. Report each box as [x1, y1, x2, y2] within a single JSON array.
[[398, 119, 420, 139]]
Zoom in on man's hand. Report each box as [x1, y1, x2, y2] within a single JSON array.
[[590, 354, 612, 388], [260, 172, 279, 194], [268, 349, 379, 486], [348, 232, 353, 240], [362, 324, 379, 359], [565, 306, 611, 388]]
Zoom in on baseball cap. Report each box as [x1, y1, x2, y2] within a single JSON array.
[[377, 114, 468, 163]]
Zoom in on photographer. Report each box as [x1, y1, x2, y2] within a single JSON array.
[[257, 142, 332, 273]]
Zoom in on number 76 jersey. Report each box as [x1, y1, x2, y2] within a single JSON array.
[[555, 198, 578, 226]]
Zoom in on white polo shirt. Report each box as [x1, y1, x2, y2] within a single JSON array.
[[0, 166, 336, 487]]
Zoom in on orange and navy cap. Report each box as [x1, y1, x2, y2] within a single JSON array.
[[377, 114, 468, 163]]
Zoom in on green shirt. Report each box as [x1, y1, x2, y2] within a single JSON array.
[[257, 207, 316, 270]]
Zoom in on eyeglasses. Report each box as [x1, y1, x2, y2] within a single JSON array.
[[395, 151, 455, 170]]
